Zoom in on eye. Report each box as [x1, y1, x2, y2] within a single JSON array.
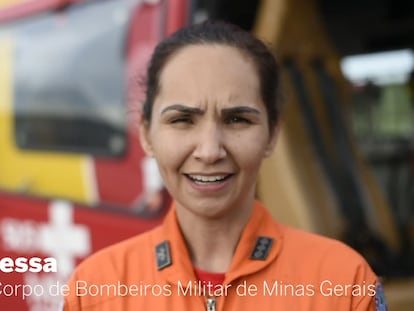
[[225, 116, 252, 125], [169, 115, 194, 125]]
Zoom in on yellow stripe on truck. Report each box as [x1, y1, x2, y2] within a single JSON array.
[[0, 0, 27, 9], [0, 38, 96, 205]]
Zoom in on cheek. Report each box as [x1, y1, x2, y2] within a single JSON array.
[[244, 149, 267, 170], [230, 138, 268, 171], [150, 130, 191, 172]]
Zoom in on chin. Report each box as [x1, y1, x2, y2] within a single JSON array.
[[186, 197, 240, 219]]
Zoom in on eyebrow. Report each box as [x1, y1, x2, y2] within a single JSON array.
[[161, 104, 204, 115], [221, 106, 261, 115], [161, 104, 261, 116]]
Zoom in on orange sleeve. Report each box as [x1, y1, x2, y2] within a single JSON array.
[[351, 263, 379, 311], [63, 271, 81, 311], [353, 283, 376, 311]]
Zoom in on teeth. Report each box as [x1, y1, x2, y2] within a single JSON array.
[[188, 175, 227, 182]]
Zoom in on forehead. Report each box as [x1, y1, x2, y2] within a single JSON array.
[[163, 43, 254, 69], [156, 44, 261, 105]]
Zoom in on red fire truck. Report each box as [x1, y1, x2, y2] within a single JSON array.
[[0, 0, 189, 309], [1, 0, 413, 310]]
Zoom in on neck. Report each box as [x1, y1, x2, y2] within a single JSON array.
[[175, 198, 254, 273]]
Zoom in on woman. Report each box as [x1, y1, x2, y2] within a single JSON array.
[[63, 21, 386, 311]]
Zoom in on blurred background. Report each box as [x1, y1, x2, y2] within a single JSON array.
[[0, 0, 413, 310]]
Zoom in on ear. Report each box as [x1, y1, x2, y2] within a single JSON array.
[[264, 123, 280, 157], [138, 113, 155, 157]]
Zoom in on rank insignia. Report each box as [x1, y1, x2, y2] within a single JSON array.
[[250, 236, 273, 260], [155, 241, 172, 270]]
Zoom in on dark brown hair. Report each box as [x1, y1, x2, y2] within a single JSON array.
[[143, 21, 281, 129]]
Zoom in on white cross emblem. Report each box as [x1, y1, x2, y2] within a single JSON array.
[[39, 200, 91, 277]]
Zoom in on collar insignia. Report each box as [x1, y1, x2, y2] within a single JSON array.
[[155, 241, 172, 270], [250, 236, 273, 260]]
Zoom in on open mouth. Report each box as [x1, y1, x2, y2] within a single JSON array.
[[185, 174, 233, 184]]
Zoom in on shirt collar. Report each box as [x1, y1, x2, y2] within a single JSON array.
[[154, 200, 283, 285]]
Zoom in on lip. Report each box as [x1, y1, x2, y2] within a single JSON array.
[[184, 173, 234, 192]]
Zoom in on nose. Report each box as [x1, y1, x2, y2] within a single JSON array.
[[192, 123, 227, 164]]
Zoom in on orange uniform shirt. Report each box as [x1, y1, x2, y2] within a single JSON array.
[[63, 201, 380, 310]]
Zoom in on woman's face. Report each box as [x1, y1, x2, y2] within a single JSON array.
[[140, 44, 277, 219]]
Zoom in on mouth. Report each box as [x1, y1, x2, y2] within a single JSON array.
[[185, 174, 233, 185]]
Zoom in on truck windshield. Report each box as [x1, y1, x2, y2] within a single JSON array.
[[0, 0, 135, 157]]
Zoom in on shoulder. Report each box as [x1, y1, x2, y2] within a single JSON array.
[[277, 222, 376, 280], [76, 226, 161, 281], [279, 222, 362, 260], [274, 223, 379, 310], [64, 226, 163, 310]]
